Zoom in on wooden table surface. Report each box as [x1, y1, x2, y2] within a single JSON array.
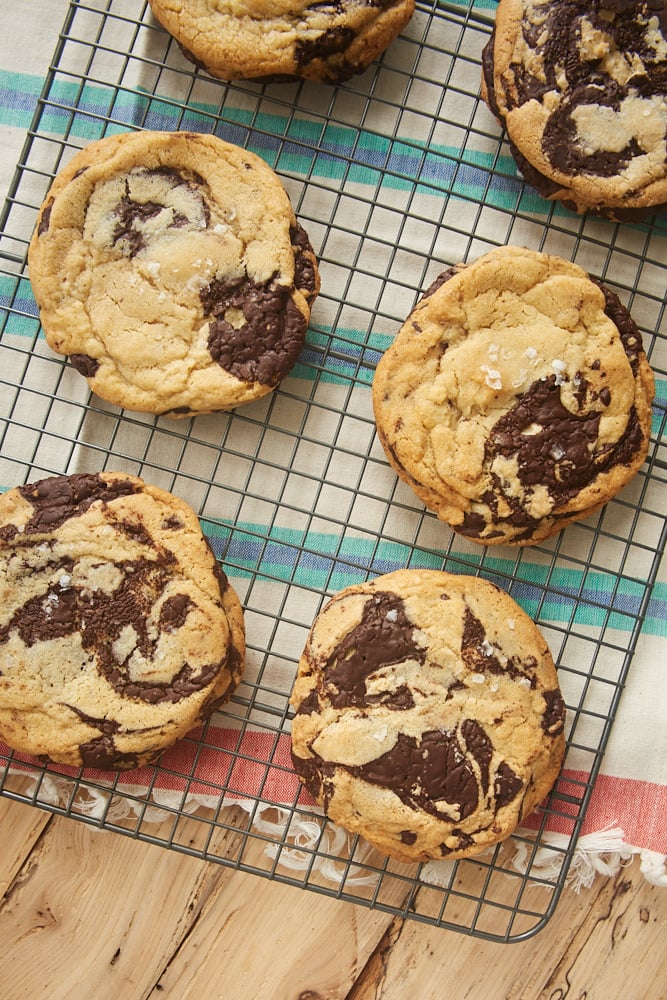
[[1, 795, 665, 1000]]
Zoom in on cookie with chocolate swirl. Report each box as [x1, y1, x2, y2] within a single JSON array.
[[0, 472, 245, 769], [481, 0, 667, 220], [290, 569, 565, 863], [372, 246, 654, 546], [28, 130, 319, 416], [148, 0, 415, 84]]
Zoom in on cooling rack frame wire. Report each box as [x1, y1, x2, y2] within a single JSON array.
[[0, 0, 666, 943]]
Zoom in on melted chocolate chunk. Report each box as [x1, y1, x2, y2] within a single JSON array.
[[113, 193, 165, 255], [494, 761, 523, 809], [513, 1, 667, 110], [290, 223, 318, 297], [489, 376, 601, 499], [353, 730, 479, 821], [461, 606, 486, 661], [459, 511, 487, 539], [111, 168, 210, 257], [292, 752, 337, 810], [67, 706, 122, 734], [440, 830, 475, 855], [594, 279, 645, 372], [0, 524, 18, 543], [461, 606, 534, 682], [201, 274, 307, 386], [18, 473, 139, 534], [364, 684, 415, 710], [296, 688, 321, 715], [319, 591, 425, 709], [488, 374, 645, 508], [461, 606, 507, 676], [293, 723, 530, 827], [482, 480, 540, 533], [37, 198, 54, 236], [159, 594, 192, 631], [542, 688, 566, 735], [461, 719, 493, 792], [293, 0, 406, 82], [295, 26, 355, 66], [210, 558, 230, 600], [421, 265, 462, 300], [79, 735, 143, 770], [69, 353, 100, 378], [543, 85, 644, 178], [36, 707, 154, 769], [114, 518, 156, 548]]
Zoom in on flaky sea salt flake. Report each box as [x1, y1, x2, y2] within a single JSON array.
[[480, 364, 502, 390], [552, 359, 567, 385]]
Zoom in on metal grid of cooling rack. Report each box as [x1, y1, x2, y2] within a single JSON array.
[[0, 0, 665, 943]]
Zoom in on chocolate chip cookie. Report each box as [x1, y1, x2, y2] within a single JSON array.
[[290, 569, 565, 863], [28, 130, 319, 416], [481, 0, 667, 220], [147, 0, 415, 84], [372, 246, 655, 545], [0, 472, 245, 770]]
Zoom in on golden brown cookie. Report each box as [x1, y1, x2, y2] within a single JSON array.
[[148, 0, 415, 84], [372, 246, 655, 545], [290, 569, 565, 863], [28, 130, 319, 416], [481, 0, 667, 219], [0, 472, 245, 770]]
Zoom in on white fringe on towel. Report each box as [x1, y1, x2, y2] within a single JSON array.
[[510, 824, 634, 892], [12, 771, 666, 890], [509, 824, 667, 891]]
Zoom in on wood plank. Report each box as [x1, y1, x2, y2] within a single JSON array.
[[0, 798, 51, 897], [149, 831, 396, 999], [0, 800, 396, 1000], [543, 869, 667, 1000], [348, 862, 667, 1000], [0, 810, 224, 1000], [1, 795, 666, 1000]]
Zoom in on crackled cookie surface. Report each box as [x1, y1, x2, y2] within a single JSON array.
[[481, 0, 667, 219], [28, 130, 319, 416], [148, 0, 415, 84], [290, 569, 565, 863], [372, 246, 654, 545], [0, 472, 245, 769]]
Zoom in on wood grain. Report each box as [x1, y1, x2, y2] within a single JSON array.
[[0, 797, 665, 1000]]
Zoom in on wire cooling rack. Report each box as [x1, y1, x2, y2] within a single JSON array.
[[0, 0, 666, 943]]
